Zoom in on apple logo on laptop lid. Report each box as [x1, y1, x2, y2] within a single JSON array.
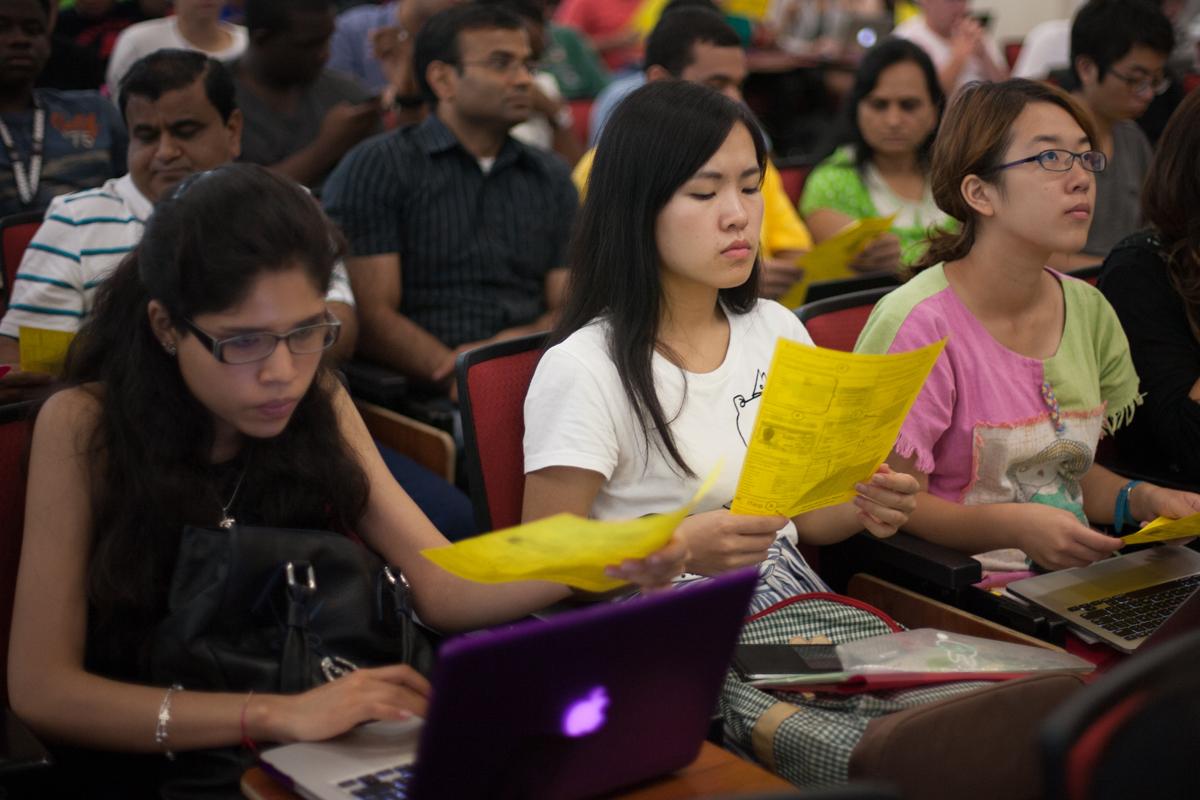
[[561, 686, 609, 737]]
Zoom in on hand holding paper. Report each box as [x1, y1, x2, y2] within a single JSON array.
[[778, 215, 897, 308], [18, 326, 75, 375], [422, 466, 719, 592], [1123, 514, 1200, 545], [732, 338, 946, 518]]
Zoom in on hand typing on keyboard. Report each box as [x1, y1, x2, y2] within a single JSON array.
[[257, 664, 432, 744]]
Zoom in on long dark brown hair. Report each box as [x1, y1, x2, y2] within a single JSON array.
[[1142, 90, 1200, 341], [552, 80, 766, 477], [916, 79, 1098, 272], [58, 164, 370, 677]]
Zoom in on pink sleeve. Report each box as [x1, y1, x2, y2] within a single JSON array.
[[889, 317, 956, 476]]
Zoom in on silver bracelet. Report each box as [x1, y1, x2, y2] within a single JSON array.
[[155, 683, 183, 760]]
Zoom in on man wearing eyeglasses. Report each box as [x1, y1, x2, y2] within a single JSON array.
[[1069, 0, 1174, 263], [0, 50, 356, 383], [322, 4, 576, 402]]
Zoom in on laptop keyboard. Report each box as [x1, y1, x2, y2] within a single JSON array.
[[1067, 574, 1200, 641], [337, 765, 414, 799]]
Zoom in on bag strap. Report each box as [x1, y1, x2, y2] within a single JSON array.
[[751, 700, 801, 771], [746, 591, 903, 633], [280, 561, 317, 693]]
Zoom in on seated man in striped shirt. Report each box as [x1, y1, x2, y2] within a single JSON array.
[[0, 48, 358, 371]]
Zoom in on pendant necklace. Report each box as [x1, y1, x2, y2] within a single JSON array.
[[218, 458, 250, 530]]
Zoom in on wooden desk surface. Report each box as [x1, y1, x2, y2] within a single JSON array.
[[242, 741, 794, 800]]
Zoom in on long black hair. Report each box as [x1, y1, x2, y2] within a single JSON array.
[[1142, 90, 1200, 341], [60, 164, 369, 676], [553, 80, 766, 477], [838, 37, 944, 172]]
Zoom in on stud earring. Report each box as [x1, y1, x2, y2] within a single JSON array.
[[162, 341, 177, 356]]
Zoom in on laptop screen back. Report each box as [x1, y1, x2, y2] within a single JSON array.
[[405, 569, 757, 800]]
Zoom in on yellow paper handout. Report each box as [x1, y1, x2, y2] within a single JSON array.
[[721, 0, 771, 20], [422, 465, 721, 592], [1122, 514, 1200, 545], [779, 215, 898, 309], [632, 0, 669, 34], [731, 338, 946, 518], [18, 325, 76, 375]]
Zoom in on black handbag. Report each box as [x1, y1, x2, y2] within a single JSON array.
[[150, 524, 436, 693], [141, 524, 437, 799]]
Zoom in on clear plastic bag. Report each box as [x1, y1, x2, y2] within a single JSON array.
[[835, 628, 1094, 675]]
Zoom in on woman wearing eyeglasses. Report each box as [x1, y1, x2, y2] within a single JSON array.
[[855, 79, 1200, 574], [6, 164, 684, 795]]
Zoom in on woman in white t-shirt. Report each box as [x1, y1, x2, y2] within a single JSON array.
[[523, 81, 919, 601], [107, 0, 249, 98]]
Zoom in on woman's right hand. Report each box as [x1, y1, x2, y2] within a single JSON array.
[[1011, 504, 1124, 571], [849, 233, 902, 274], [264, 664, 432, 743], [675, 509, 787, 576]]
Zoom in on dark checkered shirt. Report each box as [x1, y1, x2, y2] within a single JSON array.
[[322, 115, 577, 347]]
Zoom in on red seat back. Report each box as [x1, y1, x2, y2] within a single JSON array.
[[0, 402, 34, 705], [797, 287, 895, 352], [1005, 41, 1023, 70], [456, 334, 548, 532], [568, 98, 593, 148], [1042, 629, 1200, 800], [0, 211, 42, 300], [1067, 263, 1102, 286], [778, 164, 812, 206]]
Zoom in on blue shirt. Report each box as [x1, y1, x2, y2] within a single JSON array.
[[587, 71, 644, 147], [328, 1, 399, 93], [0, 89, 127, 217]]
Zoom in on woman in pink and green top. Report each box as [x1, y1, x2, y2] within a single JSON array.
[[855, 79, 1200, 573]]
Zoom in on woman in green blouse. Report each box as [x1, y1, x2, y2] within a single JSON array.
[[801, 37, 952, 273]]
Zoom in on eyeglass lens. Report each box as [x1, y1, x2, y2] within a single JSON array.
[[221, 324, 338, 364]]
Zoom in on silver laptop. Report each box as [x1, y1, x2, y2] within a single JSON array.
[[1008, 545, 1200, 653]]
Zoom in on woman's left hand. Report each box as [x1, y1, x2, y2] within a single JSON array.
[[853, 463, 920, 538], [603, 534, 689, 591], [1130, 483, 1200, 524]]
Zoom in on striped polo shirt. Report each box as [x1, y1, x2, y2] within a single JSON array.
[[0, 174, 355, 339]]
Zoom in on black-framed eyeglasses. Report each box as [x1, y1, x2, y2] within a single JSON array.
[[992, 149, 1107, 175], [1106, 66, 1170, 97], [457, 53, 538, 77], [183, 316, 341, 365]]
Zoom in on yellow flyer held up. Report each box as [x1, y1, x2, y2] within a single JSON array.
[[422, 466, 720, 592], [1123, 514, 1200, 545], [731, 338, 946, 517], [778, 215, 897, 309], [18, 326, 75, 375]]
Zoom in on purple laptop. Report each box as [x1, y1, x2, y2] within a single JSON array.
[[261, 568, 758, 800]]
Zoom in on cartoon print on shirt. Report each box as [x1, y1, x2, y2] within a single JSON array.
[[1006, 438, 1093, 524], [733, 368, 767, 445]]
